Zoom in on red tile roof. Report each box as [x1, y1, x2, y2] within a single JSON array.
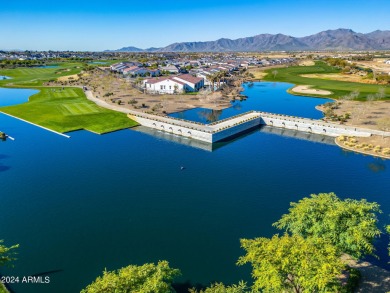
[[173, 74, 203, 84]]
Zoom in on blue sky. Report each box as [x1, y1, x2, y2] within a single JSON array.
[[1, 0, 389, 51]]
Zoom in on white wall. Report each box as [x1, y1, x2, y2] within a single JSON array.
[[212, 118, 261, 142], [259, 113, 372, 137], [127, 110, 386, 145], [128, 114, 213, 142], [145, 79, 185, 94]]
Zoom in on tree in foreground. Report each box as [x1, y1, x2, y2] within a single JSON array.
[[80, 261, 180, 293], [189, 281, 248, 293], [273, 192, 381, 259], [0, 240, 19, 267], [387, 225, 390, 256], [237, 234, 345, 293]]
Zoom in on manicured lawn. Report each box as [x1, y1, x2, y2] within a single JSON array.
[[0, 87, 137, 134], [0, 63, 138, 134], [0, 63, 83, 87], [263, 62, 390, 100]]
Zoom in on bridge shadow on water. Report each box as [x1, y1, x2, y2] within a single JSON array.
[[133, 124, 336, 153]]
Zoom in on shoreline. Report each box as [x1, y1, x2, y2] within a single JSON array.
[[335, 137, 390, 160], [2, 80, 389, 160], [0, 111, 71, 138]]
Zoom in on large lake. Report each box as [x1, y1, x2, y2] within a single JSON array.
[[169, 82, 331, 122], [0, 84, 389, 293]]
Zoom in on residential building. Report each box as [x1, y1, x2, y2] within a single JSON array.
[[143, 74, 204, 94]]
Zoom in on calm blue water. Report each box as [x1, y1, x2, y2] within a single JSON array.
[[169, 82, 331, 123], [88, 61, 107, 64], [0, 76, 11, 80], [0, 85, 389, 293], [0, 88, 38, 107]]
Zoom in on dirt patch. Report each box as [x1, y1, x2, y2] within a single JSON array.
[[291, 85, 332, 95], [46, 69, 235, 115], [57, 74, 80, 82], [299, 60, 315, 66], [354, 59, 390, 75], [247, 68, 268, 79], [317, 100, 390, 131], [336, 136, 390, 159]]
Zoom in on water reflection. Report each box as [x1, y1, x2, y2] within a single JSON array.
[[169, 82, 331, 123], [367, 162, 387, 173], [199, 109, 223, 123], [0, 154, 10, 172]]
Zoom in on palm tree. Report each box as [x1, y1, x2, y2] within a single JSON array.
[[207, 73, 217, 92]]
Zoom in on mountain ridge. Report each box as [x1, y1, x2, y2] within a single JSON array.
[[110, 29, 390, 52]]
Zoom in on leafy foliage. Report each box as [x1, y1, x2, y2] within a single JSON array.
[[237, 234, 345, 293], [387, 225, 390, 256], [188, 282, 249, 293], [80, 261, 180, 293], [273, 192, 381, 259], [0, 240, 19, 267]]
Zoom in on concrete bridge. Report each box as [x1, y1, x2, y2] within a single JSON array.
[[84, 90, 389, 144], [128, 110, 388, 143]]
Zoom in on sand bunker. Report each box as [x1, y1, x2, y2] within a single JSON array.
[[291, 85, 332, 95]]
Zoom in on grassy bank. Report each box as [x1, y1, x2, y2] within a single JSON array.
[[0, 64, 137, 134], [262, 61, 390, 100]]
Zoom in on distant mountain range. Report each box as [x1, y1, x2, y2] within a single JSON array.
[[109, 29, 390, 52]]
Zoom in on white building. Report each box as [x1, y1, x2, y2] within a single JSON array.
[[144, 77, 186, 94], [143, 74, 204, 94], [173, 74, 204, 92]]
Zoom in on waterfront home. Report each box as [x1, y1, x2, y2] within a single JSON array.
[[144, 77, 186, 94], [173, 74, 204, 91], [143, 74, 204, 94]]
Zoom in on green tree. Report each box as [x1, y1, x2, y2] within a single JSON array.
[[189, 281, 249, 293], [207, 73, 217, 92], [273, 192, 382, 259], [81, 261, 180, 293], [237, 234, 345, 293], [0, 240, 19, 267]]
